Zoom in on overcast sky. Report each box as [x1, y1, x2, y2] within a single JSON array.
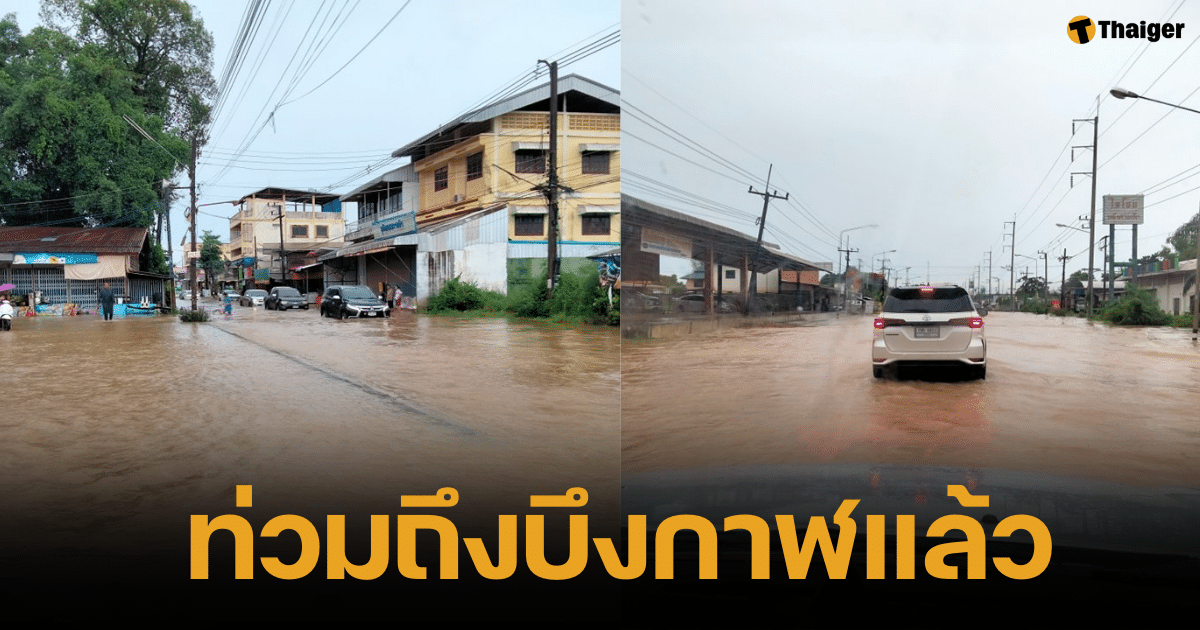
[[623, 0, 1200, 291], [6, 0, 620, 266]]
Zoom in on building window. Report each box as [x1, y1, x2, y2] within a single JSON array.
[[725, 269, 735, 280], [466, 152, 483, 181], [580, 213, 610, 236], [515, 150, 546, 174], [291, 225, 308, 238], [514, 214, 544, 236], [434, 166, 448, 191], [582, 151, 610, 175], [316, 225, 328, 238]]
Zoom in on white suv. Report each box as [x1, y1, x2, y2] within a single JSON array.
[[872, 285, 987, 379]]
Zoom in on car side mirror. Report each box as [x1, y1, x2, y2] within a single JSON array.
[[978, 307, 988, 317]]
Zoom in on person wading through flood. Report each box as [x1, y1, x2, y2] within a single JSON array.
[[98, 282, 116, 321]]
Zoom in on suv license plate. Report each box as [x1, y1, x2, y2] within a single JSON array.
[[914, 326, 939, 338], [367, 311, 377, 317]]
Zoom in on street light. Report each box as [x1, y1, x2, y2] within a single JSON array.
[[1110, 87, 1200, 339], [839, 224, 876, 311]]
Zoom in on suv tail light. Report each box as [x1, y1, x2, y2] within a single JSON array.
[[874, 318, 903, 329], [949, 317, 984, 328]]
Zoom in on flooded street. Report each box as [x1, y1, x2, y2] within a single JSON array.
[[623, 312, 1200, 487], [0, 305, 619, 577]]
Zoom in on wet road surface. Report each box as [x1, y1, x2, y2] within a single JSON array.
[[622, 311, 1200, 487], [1, 304, 619, 560]]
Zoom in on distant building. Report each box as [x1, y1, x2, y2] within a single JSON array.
[[225, 187, 345, 290]]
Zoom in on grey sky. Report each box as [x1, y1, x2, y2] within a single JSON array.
[[623, 1, 1200, 290], [6, 1, 620, 266]]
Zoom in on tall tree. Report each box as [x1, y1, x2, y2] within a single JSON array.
[[0, 2, 213, 228]]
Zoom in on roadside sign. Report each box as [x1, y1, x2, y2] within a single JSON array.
[[186, 251, 200, 259], [1103, 194, 1144, 225]]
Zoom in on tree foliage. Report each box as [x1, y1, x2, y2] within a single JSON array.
[[1016, 276, 1048, 300], [1168, 212, 1198, 261], [1097, 284, 1172, 326], [198, 229, 222, 287], [0, 2, 213, 228]]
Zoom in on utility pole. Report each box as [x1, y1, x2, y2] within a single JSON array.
[[277, 199, 286, 286], [1073, 110, 1099, 319], [746, 164, 788, 313], [159, 179, 175, 306], [986, 251, 992, 297], [839, 244, 859, 313], [538, 59, 559, 297], [1004, 221, 1015, 309], [1059, 249, 1069, 307], [1041, 250, 1049, 302], [188, 136, 198, 313]]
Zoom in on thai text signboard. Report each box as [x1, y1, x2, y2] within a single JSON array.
[[1103, 194, 1144, 225]]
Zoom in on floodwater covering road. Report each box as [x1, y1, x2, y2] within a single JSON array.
[[0, 306, 619, 570], [623, 311, 1200, 487]]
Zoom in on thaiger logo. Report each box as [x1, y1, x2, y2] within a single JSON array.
[[1069, 15, 1185, 44]]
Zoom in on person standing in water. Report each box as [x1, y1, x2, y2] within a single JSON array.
[[98, 282, 116, 321]]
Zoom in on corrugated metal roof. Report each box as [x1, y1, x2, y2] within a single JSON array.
[[0, 227, 148, 254], [391, 74, 620, 159], [236, 187, 340, 205]]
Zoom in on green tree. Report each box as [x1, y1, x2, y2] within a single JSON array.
[[1016, 276, 1048, 300], [198, 230, 222, 289], [0, 2, 213, 229], [1168, 212, 1198, 261]]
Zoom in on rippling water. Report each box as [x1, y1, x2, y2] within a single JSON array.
[[622, 312, 1200, 487]]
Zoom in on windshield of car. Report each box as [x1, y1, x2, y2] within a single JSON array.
[[883, 288, 974, 313], [247, 290, 267, 298], [275, 288, 300, 297], [340, 286, 379, 300]]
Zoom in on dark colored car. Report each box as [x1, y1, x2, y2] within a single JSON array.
[[320, 285, 390, 319], [265, 286, 308, 311]]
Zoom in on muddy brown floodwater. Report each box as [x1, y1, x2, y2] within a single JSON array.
[[622, 312, 1200, 488], [0, 307, 620, 569]]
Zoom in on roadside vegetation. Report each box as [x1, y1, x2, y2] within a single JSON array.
[[178, 309, 210, 323], [1096, 285, 1172, 326], [425, 269, 618, 325]]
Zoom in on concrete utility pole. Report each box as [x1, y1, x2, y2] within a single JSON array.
[[1041, 250, 1049, 302], [1072, 110, 1099, 319], [746, 164, 788, 313], [189, 136, 198, 313], [1059, 249, 1069, 306], [839, 244, 859, 312], [986, 251, 992, 296], [538, 59, 560, 297], [1004, 221, 1015, 309], [278, 199, 286, 285]]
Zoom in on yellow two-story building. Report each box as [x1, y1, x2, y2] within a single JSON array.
[[389, 74, 620, 298]]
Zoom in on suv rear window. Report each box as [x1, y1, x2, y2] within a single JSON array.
[[884, 288, 974, 313]]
